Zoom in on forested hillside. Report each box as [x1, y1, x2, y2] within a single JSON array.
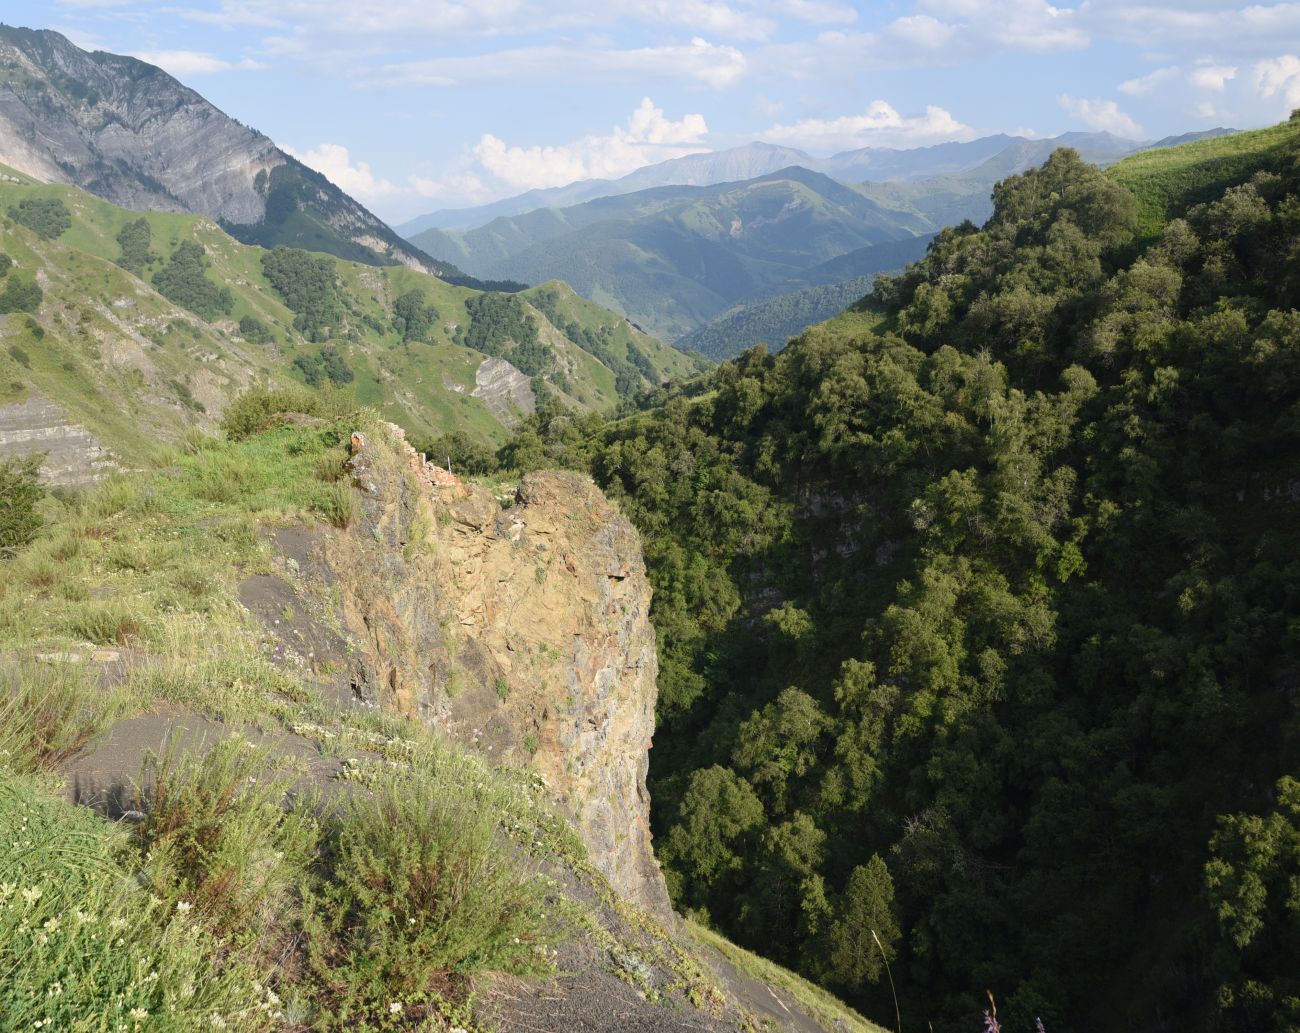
[[490, 116, 1300, 1031], [0, 168, 697, 478]]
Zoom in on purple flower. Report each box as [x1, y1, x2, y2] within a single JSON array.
[[983, 1010, 1002, 1033], [1035, 1020, 1047, 1033]]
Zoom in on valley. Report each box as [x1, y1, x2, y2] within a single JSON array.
[[0, 14, 1298, 1033]]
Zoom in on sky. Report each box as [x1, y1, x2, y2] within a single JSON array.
[[9, 1, 1300, 222]]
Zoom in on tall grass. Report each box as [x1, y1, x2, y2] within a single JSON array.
[[304, 749, 556, 1026], [136, 735, 319, 960], [0, 770, 281, 1031], [0, 659, 122, 773]]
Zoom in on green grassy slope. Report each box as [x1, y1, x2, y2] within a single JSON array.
[[0, 171, 694, 464], [1106, 114, 1300, 236]]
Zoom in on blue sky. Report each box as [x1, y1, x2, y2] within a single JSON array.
[[11, 1, 1300, 221]]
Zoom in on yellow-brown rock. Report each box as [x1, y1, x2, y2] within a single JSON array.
[[329, 423, 671, 917]]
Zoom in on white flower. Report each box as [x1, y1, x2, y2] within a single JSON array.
[[388, 1002, 403, 1014], [175, 901, 193, 913], [208, 1015, 228, 1029], [130, 1006, 149, 1020], [21, 887, 41, 904]]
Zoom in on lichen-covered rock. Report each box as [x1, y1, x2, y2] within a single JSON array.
[[328, 423, 672, 918]]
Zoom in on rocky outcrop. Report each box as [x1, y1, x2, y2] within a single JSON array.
[[0, 392, 115, 485], [328, 423, 671, 917], [472, 356, 536, 428], [0, 26, 444, 275]]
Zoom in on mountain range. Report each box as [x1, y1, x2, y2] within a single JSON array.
[[404, 127, 1235, 346], [0, 24, 505, 287]]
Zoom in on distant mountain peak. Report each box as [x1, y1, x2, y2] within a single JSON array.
[[0, 23, 455, 278]]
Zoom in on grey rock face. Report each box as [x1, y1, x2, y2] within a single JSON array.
[[0, 393, 115, 486], [471, 356, 536, 428], [0, 26, 441, 274]]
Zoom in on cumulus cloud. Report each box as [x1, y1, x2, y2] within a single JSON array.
[[132, 49, 265, 76], [471, 98, 710, 190], [1057, 95, 1144, 138], [761, 100, 976, 152], [1118, 66, 1179, 95], [1254, 54, 1300, 107], [917, 0, 1087, 52], [1189, 63, 1237, 91], [283, 143, 401, 204]]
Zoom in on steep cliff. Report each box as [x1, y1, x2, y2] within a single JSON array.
[[329, 422, 671, 916], [0, 25, 456, 277]]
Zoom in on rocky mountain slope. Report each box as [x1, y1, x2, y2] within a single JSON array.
[[0, 168, 697, 484], [0, 25, 481, 282], [0, 406, 882, 1032]]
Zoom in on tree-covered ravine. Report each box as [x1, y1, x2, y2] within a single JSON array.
[[481, 139, 1300, 1032]]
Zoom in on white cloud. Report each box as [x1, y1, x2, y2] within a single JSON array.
[[918, 0, 1087, 52], [472, 98, 711, 190], [132, 49, 265, 76], [1189, 63, 1237, 91], [768, 0, 858, 24], [1118, 66, 1178, 95], [1254, 54, 1300, 107], [173, 0, 776, 42], [761, 100, 977, 152], [1057, 94, 1145, 137], [887, 14, 958, 48], [374, 37, 746, 89], [284, 143, 401, 203]]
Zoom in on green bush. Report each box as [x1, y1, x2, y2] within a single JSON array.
[[152, 241, 233, 321], [304, 751, 554, 1025], [8, 196, 71, 239], [136, 736, 319, 956], [0, 251, 11, 276], [392, 288, 437, 343], [0, 769, 281, 1031], [115, 216, 154, 275], [238, 314, 274, 344], [220, 386, 329, 440], [0, 274, 43, 313], [0, 454, 44, 556]]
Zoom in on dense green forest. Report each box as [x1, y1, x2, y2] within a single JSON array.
[[492, 127, 1300, 1031]]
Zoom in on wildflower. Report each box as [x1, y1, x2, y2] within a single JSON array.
[[0, 882, 14, 898], [175, 900, 193, 913], [130, 1006, 148, 1020], [42, 917, 60, 932], [389, 1002, 403, 1014], [75, 910, 94, 924], [983, 1010, 1001, 1033], [1035, 1021, 1047, 1033], [109, 916, 128, 931], [208, 1015, 228, 1029], [21, 886, 42, 905]]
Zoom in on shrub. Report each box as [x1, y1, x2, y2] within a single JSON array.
[[136, 735, 319, 956], [0, 454, 44, 556], [304, 750, 553, 1024], [239, 314, 274, 343], [221, 386, 325, 440], [8, 196, 71, 239], [116, 216, 154, 275], [0, 251, 11, 276], [0, 274, 43, 313], [0, 660, 116, 773], [152, 241, 233, 321], [0, 769, 281, 1031]]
